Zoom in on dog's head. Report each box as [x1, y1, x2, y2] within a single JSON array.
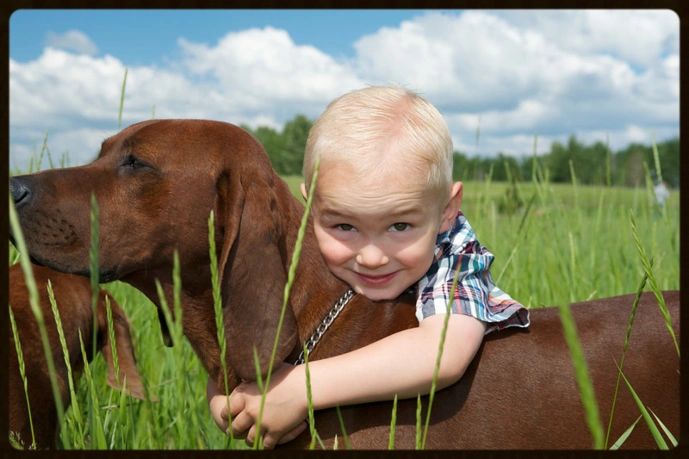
[[10, 119, 298, 383], [11, 120, 233, 281]]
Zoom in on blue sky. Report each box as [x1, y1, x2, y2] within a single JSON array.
[[9, 9, 680, 170], [11, 10, 432, 64]]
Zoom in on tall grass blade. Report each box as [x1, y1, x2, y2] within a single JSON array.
[[650, 408, 677, 447], [481, 163, 494, 215], [8, 197, 66, 433], [86, 193, 102, 446], [516, 191, 536, 236], [303, 346, 318, 449], [609, 415, 641, 450], [614, 362, 669, 449], [531, 135, 539, 180], [154, 280, 176, 346], [651, 136, 663, 184], [8, 432, 26, 450], [208, 210, 234, 445], [105, 296, 121, 389], [255, 158, 321, 448], [118, 68, 128, 128], [39, 133, 55, 170], [569, 159, 577, 186], [388, 394, 398, 450], [60, 151, 70, 168], [172, 251, 183, 339], [641, 161, 655, 217], [252, 347, 265, 450], [558, 303, 605, 449], [89, 194, 100, 361], [78, 330, 107, 448], [474, 115, 481, 156], [415, 394, 422, 449], [605, 134, 612, 187], [604, 271, 647, 448], [496, 191, 535, 283], [115, 380, 131, 448], [629, 212, 679, 356], [169, 251, 195, 441], [8, 307, 37, 449], [9, 242, 20, 265], [568, 231, 578, 301], [650, 139, 668, 215], [335, 406, 351, 450], [421, 264, 462, 449], [47, 280, 85, 448]]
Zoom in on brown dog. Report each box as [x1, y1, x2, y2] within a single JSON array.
[[8, 263, 145, 449], [9, 119, 680, 449]]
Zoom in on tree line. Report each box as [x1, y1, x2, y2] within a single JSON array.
[[242, 115, 680, 188]]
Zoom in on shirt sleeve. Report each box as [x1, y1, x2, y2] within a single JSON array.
[[415, 235, 530, 334]]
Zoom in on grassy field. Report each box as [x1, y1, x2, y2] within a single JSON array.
[[9, 172, 680, 450]]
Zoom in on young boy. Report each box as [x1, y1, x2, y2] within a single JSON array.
[[207, 86, 530, 448]]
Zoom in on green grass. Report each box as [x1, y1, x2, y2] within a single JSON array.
[[8, 168, 679, 450]]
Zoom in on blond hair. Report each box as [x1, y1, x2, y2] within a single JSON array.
[[303, 85, 454, 200]]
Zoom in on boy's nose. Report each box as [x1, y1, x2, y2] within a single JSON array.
[[355, 244, 389, 269]]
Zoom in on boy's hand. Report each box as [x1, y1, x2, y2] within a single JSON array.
[[207, 364, 309, 449], [207, 377, 232, 433]]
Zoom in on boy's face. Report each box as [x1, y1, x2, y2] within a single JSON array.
[[305, 162, 461, 301]]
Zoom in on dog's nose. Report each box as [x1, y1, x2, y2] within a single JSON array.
[[10, 177, 32, 208]]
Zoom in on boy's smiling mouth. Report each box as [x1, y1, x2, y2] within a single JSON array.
[[355, 271, 398, 285]]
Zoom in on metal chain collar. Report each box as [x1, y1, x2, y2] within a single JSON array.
[[294, 288, 355, 365]]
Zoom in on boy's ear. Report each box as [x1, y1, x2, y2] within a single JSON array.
[[439, 181, 463, 233], [300, 183, 308, 201]]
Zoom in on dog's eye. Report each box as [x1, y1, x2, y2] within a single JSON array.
[[121, 155, 150, 171]]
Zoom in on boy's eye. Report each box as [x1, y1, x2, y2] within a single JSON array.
[[390, 223, 410, 232], [336, 223, 355, 232]]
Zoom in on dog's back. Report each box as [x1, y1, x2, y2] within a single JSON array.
[[290, 291, 680, 449]]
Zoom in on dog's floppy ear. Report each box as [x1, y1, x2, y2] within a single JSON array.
[[216, 169, 298, 381], [97, 293, 146, 400]]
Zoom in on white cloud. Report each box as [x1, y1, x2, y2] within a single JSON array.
[[494, 10, 679, 68], [45, 29, 98, 56], [355, 11, 538, 110], [178, 27, 365, 115], [9, 10, 679, 170], [10, 49, 127, 125], [352, 9, 678, 148]]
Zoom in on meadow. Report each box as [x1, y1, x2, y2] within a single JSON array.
[[8, 166, 680, 449]]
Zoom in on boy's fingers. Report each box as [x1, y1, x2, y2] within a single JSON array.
[[246, 424, 261, 446], [208, 394, 229, 431], [231, 411, 254, 437], [262, 433, 278, 450], [278, 421, 308, 444], [229, 392, 246, 417]]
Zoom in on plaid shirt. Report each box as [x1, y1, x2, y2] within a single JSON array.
[[416, 211, 530, 334]]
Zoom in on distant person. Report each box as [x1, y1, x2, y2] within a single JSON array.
[[654, 180, 670, 208]]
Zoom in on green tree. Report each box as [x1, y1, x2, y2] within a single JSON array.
[[280, 115, 312, 175], [246, 125, 283, 170]]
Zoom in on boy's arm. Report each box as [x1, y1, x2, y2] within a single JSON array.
[[210, 313, 485, 448], [307, 313, 485, 406]]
